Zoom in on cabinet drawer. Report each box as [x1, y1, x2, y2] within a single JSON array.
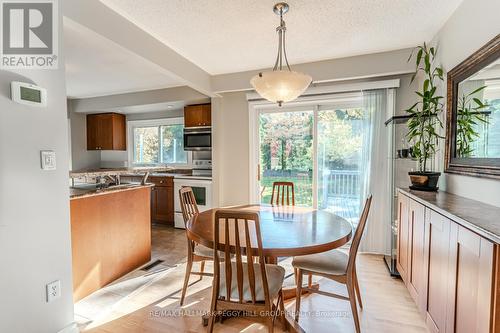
[[149, 176, 173, 187]]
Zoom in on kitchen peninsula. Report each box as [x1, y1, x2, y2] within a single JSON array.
[[69, 167, 194, 301], [70, 182, 153, 301]]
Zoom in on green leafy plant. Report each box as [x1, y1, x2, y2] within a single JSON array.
[[456, 86, 489, 157], [405, 43, 445, 172]]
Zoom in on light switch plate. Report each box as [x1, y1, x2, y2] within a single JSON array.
[[40, 150, 56, 170], [46, 280, 61, 303]]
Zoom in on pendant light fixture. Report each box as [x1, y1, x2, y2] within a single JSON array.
[[250, 2, 312, 106]]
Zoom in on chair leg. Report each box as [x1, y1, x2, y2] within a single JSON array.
[[294, 267, 298, 285], [199, 260, 206, 281], [207, 281, 218, 333], [295, 269, 303, 322], [266, 315, 275, 333], [347, 280, 361, 333], [354, 269, 363, 309], [180, 253, 193, 306], [278, 289, 287, 330], [308, 273, 313, 288]]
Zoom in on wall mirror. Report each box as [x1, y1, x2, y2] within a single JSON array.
[[445, 34, 500, 179]]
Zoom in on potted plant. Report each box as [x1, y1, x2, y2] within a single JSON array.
[[405, 43, 444, 191]]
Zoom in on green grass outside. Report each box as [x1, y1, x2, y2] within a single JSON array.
[[260, 175, 313, 206]]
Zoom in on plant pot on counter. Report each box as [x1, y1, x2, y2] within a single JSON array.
[[408, 171, 441, 191]]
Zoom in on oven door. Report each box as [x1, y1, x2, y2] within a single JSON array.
[[183, 128, 211, 151], [173, 179, 213, 213]]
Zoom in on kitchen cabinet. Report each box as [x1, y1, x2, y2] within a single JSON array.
[[184, 104, 211, 127], [408, 199, 426, 313], [396, 193, 410, 282], [397, 189, 498, 333], [150, 176, 174, 224], [446, 224, 493, 333], [423, 209, 452, 333], [87, 113, 126, 150]]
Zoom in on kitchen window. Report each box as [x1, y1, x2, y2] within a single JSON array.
[[128, 118, 190, 166]]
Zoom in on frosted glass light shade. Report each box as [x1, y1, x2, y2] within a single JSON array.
[[250, 70, 312, 104]]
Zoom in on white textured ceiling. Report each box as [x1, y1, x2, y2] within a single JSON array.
[[64, 18, 184, 99], [100, 0, 463, 75]]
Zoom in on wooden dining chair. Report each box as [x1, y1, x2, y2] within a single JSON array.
[[292, 195, 373, 333], [270, 181, 313, 288], [179, 187, 214, 306], [208, 210, 286, 333], [270, 181, 295, 206]]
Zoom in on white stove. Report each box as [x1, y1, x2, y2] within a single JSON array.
[[173, 160, 213, 228]]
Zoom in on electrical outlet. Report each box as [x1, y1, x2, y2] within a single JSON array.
[[46, 280, 61, 303]]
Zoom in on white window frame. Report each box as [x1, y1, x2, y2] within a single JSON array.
[[127, 117, 192, 168]]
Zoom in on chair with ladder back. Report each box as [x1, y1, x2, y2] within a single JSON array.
[[270, 181, 295, 206], [208, 209, 286, 333], [179, 186, 214, 306], [292, 195, 372, 333]]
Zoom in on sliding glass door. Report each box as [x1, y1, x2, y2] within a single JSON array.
[[317, 107, 365, 224], [259, 110, 313, 206], [255, 98, 366, 224]]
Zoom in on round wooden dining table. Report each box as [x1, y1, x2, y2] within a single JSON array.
[[186, 204, 353, 259], [186, 204, 353, 333]]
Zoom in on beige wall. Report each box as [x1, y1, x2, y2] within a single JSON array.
[[432, 0, 500, 207], [0, 3, 75, 332], [69, 104, 100, 170], [212, 91, 251, 206]]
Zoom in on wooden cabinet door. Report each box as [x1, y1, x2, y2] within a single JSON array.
[[397, 193, 410, 283], [408, 199, 426, 313], [184, 104, 211, 127], [86, 114, 100, 150], [150, 178, 174, 225], [152, 186, 170, 222], [446, 224, 493, 333], [86, 113, 126, 150], [97, 114, 114, 150], [111, 113, 126, 150], [424, 210, 452, 333]]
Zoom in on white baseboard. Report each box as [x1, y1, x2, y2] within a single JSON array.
[[58, 322, 79, 333]]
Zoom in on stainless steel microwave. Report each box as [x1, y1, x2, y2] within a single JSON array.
[[183, 127, 211, 151]]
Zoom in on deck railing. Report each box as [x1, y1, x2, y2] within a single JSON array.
[[321, 169, 360, 208]]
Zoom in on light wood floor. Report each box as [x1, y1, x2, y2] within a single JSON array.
[[75, 225, 429, 333]]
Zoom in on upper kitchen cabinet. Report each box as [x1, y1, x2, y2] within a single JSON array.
[[87, 113, 126, 150], [184, 104, 211, 127]]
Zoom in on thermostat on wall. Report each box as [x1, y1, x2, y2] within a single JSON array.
[[11, 81, 47, 107]]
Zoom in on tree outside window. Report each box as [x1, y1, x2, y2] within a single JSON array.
[[133, 123, 187, 165]]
